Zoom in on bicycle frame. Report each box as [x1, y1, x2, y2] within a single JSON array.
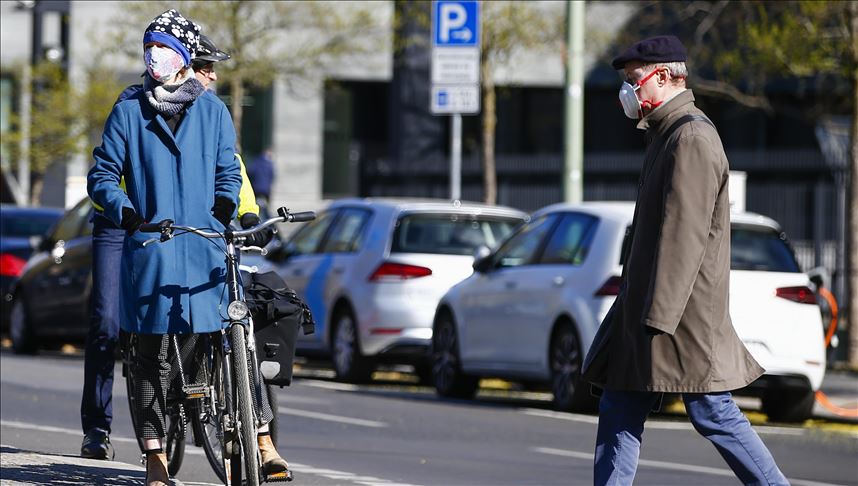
[[137, 207, 315, 485]]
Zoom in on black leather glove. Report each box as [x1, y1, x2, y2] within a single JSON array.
[[120, 207, 145, 235], [240, 213, 274, 247], [211, 196, 236, 228]]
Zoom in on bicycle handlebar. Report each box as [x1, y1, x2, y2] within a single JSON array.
[[140, 206, 316, 246]]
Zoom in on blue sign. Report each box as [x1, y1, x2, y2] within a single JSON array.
[[437, 89, 449, 106], [433, 1, 479, 47]]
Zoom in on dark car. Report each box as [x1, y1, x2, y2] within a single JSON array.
[[8, 197, 93, 353], [1, 204, 64, 330]]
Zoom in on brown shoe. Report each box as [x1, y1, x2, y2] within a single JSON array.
[[258, 433, 292, 480], [145, 450, 169, 486]]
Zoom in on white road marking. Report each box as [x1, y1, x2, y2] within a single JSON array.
[[298, 379, 360, 391], [1, 420, 420, 486], [280, 408, 388, 428], [519, 408, 810, 436], [1, 420, 139, 444], [531, 447, 844, 486]]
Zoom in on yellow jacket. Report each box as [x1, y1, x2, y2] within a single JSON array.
[[92, 154, 259, 218]]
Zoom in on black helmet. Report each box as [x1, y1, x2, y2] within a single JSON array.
[[193, 34, 230, 65]]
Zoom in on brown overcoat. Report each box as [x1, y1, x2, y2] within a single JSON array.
[[584, 90, 763, 393]]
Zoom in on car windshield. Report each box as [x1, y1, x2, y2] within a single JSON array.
[[0, 212, 59, 238], [391, 213, 521, 255], [731, 225, 800, 273]]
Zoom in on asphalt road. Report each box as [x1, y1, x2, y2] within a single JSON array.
[[1, 351, 857, 486]]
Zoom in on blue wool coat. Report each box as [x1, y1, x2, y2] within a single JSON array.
[[87, 90, 242, 335]]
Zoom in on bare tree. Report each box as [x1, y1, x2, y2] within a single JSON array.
[[479, 1, 563, 204]]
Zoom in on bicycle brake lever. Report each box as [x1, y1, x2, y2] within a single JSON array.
[[241, 246, 268, 256], [142, 238, 159, 247]]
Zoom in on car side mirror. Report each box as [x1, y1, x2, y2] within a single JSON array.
[[472, 247, 493, 274]]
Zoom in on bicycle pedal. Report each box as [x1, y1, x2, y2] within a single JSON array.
[[264, 471, 294, 482], [182, 383, 210, 399]]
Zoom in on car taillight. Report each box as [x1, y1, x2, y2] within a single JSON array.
[[368, 262, 432, 281], [0, 253, 27, 278], [775, 286, 817, 305], [595, 276, 623, 296]]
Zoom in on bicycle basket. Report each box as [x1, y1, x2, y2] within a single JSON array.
[[244, 271, 315, 386]]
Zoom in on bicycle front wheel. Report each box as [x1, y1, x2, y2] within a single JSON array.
[[231, 324, 260, 486]]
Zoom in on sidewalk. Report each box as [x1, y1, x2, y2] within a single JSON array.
[[0, 445, 184, 486]]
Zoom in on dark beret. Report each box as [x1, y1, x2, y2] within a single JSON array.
[[611, 35, 687, 70]]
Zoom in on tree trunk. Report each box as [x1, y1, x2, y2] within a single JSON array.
[[28, 174, 43, 207], [481, 58, 497, 205], [231, 79, 244, 153], [848, 0, 858, 367]]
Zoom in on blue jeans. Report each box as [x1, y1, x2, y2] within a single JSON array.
[[80, 213, 125, 434], [594, 389, 788, 486]]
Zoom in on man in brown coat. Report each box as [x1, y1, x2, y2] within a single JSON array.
[[583, 35, 788, 485]]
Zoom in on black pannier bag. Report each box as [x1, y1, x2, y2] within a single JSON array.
[[243, 270, 315, 386]]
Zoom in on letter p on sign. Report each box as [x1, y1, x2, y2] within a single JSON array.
[[439, 3, 467, 43]]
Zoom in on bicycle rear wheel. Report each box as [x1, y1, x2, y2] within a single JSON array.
[[231, 324, 260, 486]]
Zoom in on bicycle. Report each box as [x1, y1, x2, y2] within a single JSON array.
[[122, 207, 315, 485]]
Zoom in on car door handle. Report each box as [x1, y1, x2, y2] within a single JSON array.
[[505, 281, 517, 289], [552, 276, 565, 287]]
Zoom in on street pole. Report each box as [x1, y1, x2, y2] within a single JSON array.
[[450, 113, 462, 200], [563, 0, 584, 203]]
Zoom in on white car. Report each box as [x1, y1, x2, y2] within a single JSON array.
[[433, 202, 826, 422], [267, 198, 527, 382]]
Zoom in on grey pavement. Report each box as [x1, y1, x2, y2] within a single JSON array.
[[0, 354, 858, 486], [0, 445, 184, 485]]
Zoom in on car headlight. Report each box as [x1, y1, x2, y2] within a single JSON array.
[[227, 301, 249, 320]]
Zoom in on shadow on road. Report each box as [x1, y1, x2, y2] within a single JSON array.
[[0, 445, 144, 485]]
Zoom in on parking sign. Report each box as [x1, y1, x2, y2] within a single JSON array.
[[433, 0, 480, 47], [431, 1, 480, 115]]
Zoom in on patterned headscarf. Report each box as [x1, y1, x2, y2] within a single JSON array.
[[143, 9, 201, 66]]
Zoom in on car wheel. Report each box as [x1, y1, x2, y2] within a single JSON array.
[[332, 306, 373, 383], [9, 295, 37, 355], [550, 323, 597, 413], [432, 311, 478, 399], [761, 387, 815, 423]]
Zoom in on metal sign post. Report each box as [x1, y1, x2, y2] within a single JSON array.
[[431, 0, 480, 201]]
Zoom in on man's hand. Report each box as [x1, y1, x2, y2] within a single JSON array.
[[212, 196, 236, 228], [120, 207, 145, 235], [240, 213, 274, 248]]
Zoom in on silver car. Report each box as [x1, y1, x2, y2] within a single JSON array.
[[267, 198, 527, 382]]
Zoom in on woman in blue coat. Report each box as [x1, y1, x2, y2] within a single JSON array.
[[87, 10, 240, 486]]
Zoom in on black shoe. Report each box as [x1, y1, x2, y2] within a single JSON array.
[[80, 428, 115, 460]]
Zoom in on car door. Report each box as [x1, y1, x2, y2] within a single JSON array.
[[314, 207, 373, 337], [274, 210, 338, 347], [506, 212, 599, 369], [28, 199, 92, 327], [458, 214, 558, 368]]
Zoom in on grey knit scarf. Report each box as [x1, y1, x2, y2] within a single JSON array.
[[143, 73, 205, 117]]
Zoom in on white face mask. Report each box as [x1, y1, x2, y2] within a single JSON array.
[[617, 68, 661, 119], [618, 82, 642, 119], [144, 45, 185, 83]]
